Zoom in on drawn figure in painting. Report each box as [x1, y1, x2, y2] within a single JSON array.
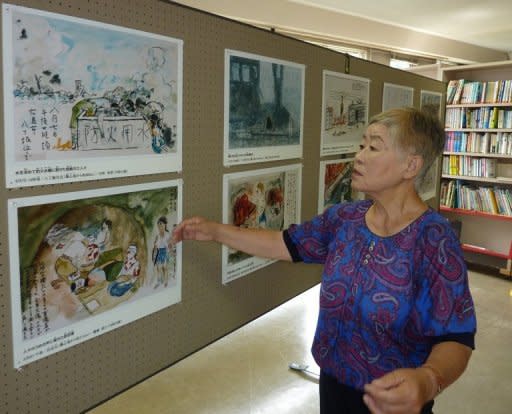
[[233, 190, 257, 228], [231, 180, 285, 230], [153, 216, 174, 288], [324, 163, 353, 210], [50, 220, 122, 295], [108, 243, 141, 297], [50, 229, 103, 294], [252, 182, 268, 227], [94, 219, 112, 252], [53, 254, 90, 295], [264, 186, 284, 229], [40, 205, 145, 323], [67, 91, 174, 154], [144, 101, 174, 154]]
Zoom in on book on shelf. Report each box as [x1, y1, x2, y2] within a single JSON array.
[[496, 188, 512, 215], [446, 80, 459, 104], [445, 106, 512, 130], [452, 79, 465, 104], [445, 131, 512, 155], [442, 155, 497, 178], [440, 179, 512, 216], [447, 79, 512, 104], [440, 180, 459, 208]]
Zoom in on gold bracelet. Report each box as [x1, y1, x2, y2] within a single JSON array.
[[421, 363, 445, 396]]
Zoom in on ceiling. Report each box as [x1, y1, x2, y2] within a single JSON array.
[[173, 0, 512, 64], [292, 0, 512, 52]]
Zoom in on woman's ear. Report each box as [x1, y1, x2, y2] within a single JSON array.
[[404, 154, 423, 179]]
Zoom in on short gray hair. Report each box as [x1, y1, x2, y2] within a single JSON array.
[[368, 107, 444, 185]]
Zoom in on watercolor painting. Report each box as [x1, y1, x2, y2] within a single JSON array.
[[318, 158, 355, 213], [420, 90, 443, 119], [418, 90, 443, 200], [222, 164, 301, 283], [224, 50, 304, 166], [382, 83, 414, 111], [2, 4, 182, 187], [8, 180, 182, 367], [321, 71, 369, 155]]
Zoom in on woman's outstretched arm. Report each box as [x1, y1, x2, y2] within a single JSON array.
[[172, 217, 293, 262]]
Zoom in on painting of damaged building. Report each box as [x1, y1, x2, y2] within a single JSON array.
[[321, 71, 369, 156], [3, 4, 182, 187], [8, 180, 182, 367], [224, 50, 304, 166]]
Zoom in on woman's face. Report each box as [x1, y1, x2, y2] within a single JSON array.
[[351, 123, 409, 196]]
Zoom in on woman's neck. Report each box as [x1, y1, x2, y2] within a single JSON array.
[[365, 190, 428, 237]]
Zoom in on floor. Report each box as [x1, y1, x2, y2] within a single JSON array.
[[88, 269, 512, 414]]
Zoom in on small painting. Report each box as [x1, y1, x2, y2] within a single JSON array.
[[224, 49, 304, 166], [222, 164, 302, 282], [321, 71, 369, 155], [318, 158, 355, 213]]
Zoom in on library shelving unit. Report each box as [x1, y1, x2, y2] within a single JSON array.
[[441, 61, 512, 277]]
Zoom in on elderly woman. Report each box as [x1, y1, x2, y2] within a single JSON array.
[[173, 108, 476, 414]]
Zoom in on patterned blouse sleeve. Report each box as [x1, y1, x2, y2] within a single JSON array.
[[414, 220, 477, 347], [284, 205, 339, 264]]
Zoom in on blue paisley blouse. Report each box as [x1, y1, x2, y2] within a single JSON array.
[[284, 200, 476, 391]]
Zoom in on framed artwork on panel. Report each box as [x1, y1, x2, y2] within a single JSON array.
[[318, 158, 355, 214], [8, 180, 182, 367], [321, 71, 369, 156], [420, 90, 443, 119], [224, 49, 304, 166], [382, 82, 414, 111], [222, 164, 302, 283], [2, 3, 183, 187], [418, 90, 443, 201]]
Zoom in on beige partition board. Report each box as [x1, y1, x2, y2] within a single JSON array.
[[0, 1, 445, 412]]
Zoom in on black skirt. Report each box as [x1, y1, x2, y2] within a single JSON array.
[[320, 371, 434, 414]]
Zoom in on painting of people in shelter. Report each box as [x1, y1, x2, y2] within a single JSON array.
[[2, 4, 182, 187], [321, 71, 369, 156], [222, 165, 301, 283], [224, 50, 304, 166], [8, 180, 182, 367]]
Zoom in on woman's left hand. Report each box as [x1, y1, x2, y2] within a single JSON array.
[[362, 367, 434, 414]]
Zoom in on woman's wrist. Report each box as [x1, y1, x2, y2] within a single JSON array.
[[420, 363, 445, 400]]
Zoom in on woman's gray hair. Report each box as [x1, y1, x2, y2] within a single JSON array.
[[368, 107, 445, 186]]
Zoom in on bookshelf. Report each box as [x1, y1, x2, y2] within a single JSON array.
[[441, 61, 512, 277]]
